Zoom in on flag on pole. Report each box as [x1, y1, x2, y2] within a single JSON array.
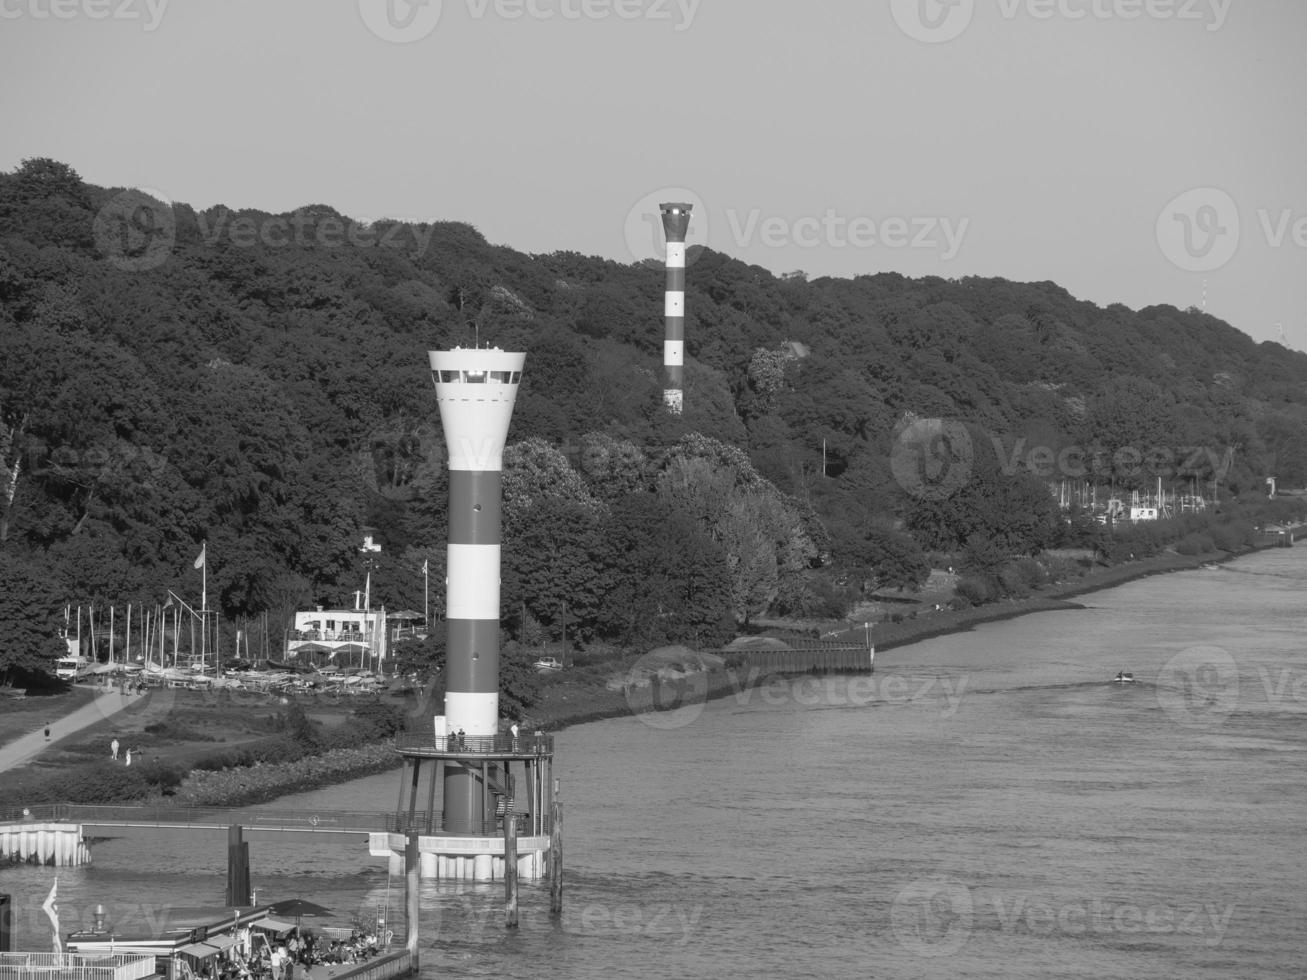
[[422, 559, 428, 575], [43, 878, 62, 954], [194, 543, 206, 570]]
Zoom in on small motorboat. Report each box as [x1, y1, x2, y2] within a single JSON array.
[[1113, 671, 1135, 683]]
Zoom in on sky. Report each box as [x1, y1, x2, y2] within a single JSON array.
[[1, 0, 1304, 352]]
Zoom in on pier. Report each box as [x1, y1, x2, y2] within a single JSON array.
[[382, 731, 558, 882]]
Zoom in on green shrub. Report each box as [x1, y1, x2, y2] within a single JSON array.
[[1174, 533, 1216, 556], [1210, 522, 1250, 552], [997, 565, 1031, 598], [48, 764, 151, 804], [955, 575, 996, 606]]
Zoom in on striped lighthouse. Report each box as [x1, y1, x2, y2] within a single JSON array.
[[429, 346, 525, 835], [660, 201, 692, 415]]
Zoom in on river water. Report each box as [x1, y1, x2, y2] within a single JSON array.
[[4, 547, 1305, 978]]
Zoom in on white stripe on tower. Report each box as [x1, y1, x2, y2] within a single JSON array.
[[429, 347, 525, 835], [660, 202, 692, 415]]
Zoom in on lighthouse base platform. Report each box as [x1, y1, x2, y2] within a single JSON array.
[[370, 831, 549, 881]]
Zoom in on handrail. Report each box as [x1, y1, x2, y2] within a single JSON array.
[[0, 803, 551, 838], [394, 732, 554, 756], [0, 803, 397, 832]]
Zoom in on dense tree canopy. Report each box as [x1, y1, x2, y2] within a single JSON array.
[[2, 159, 1306, 675]]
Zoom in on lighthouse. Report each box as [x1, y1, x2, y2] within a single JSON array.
[[660, 202, 692, 415], [429, 346, 524, 834], [385, 345, 557, 885]]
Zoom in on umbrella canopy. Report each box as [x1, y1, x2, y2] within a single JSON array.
[[388, 610, 424, 622], [268, 898, 333, 919], [336, 643, 368, 654], [293, 642, 332, 655]]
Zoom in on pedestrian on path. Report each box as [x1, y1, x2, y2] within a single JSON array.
[[111, 738, 120, 761], [44, 722, 50, 741], [125, 748, 132, 767]]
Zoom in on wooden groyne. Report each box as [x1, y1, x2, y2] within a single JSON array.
[[717, 642, 873, 675]]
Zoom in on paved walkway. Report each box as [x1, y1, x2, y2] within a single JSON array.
[[0, 687, 132, 773]]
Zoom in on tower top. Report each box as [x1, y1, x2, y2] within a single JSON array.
[[659, 202, 693, 244]]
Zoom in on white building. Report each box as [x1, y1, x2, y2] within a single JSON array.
[[286, 605, 387, 668]]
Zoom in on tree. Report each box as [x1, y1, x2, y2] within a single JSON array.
[[595, 494, 735, 648], [0, 551, 67, 682], [905, 428, 1061, 557], [835, 523, 931, 593]]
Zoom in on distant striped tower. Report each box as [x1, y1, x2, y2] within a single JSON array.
[[428, 346, 525, 835], [660, 202, 692, 415]]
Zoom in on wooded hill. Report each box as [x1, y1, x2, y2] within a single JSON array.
[[2, 158, 1305, 674]]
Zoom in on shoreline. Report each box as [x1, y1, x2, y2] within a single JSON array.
[[518, 531, 1302, 736], [127, 531, 1307, 807], [7, 530, 1300, 810]]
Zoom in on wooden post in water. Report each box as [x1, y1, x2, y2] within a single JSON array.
[[504, 774, 518, 928], [404, 832, 420, 964], [225, 825, 250, 906], [549, 779, 563, 916]]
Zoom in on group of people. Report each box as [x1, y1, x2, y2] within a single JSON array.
[[109, 737, 138, 765], [185, 927, 386, 980]]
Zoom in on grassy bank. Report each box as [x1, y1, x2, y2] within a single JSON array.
[[6, 529, 1300, 809]]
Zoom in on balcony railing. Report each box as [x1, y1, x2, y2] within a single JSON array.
[[391, 811, 545, 837], [0, 954, 156, 980], [289, 630, 374, 643], [394, 732, 554, 757]]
